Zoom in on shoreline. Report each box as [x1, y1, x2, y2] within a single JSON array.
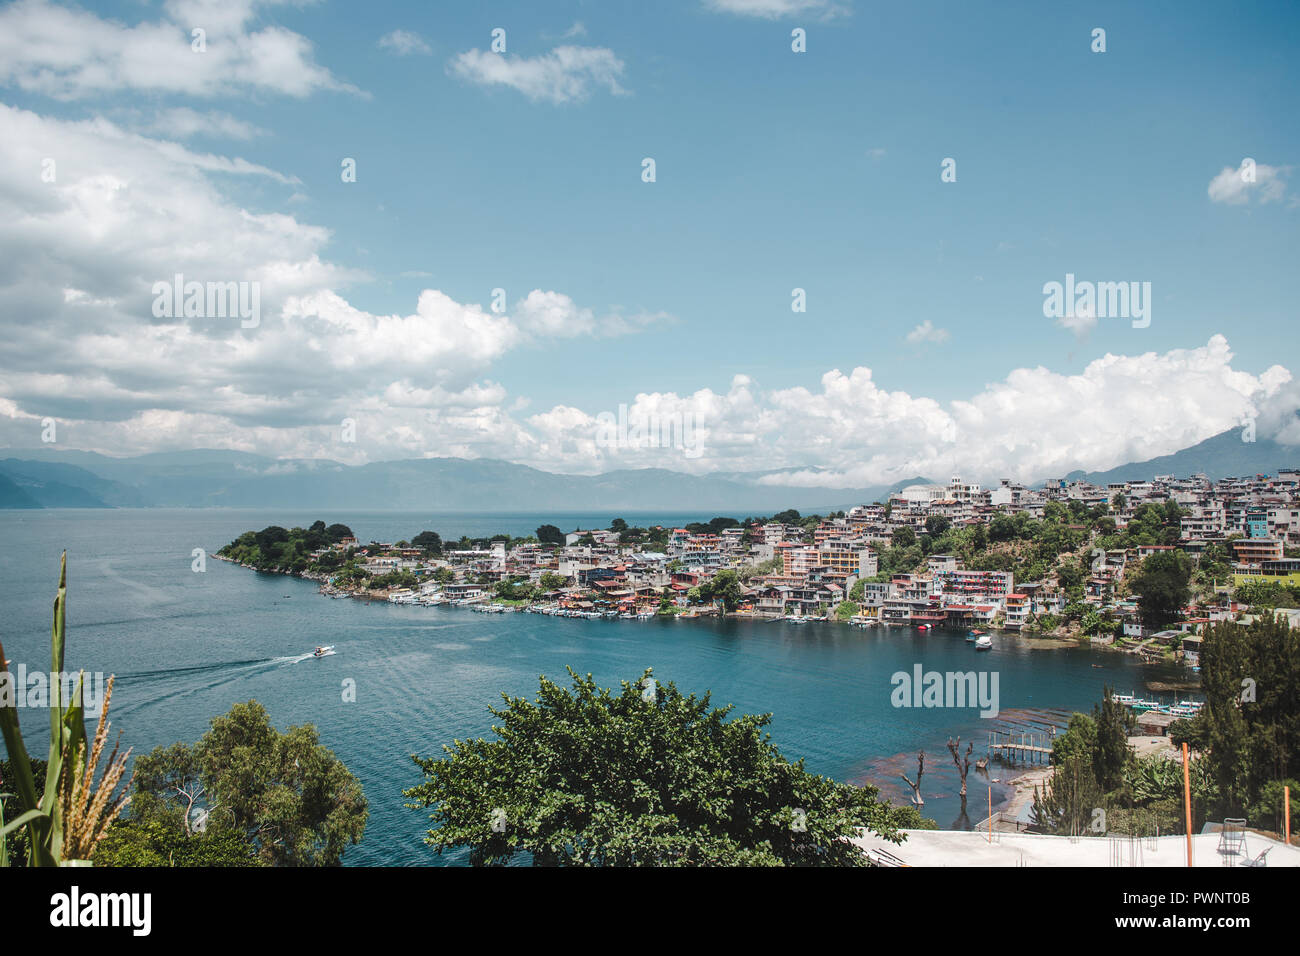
[[214, 553, 1125, 647], [216, 550, 1189, 837]]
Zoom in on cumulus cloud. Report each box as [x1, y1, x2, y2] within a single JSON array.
[[378, 29, 431, 56], [0, 102, 1294, 485], [905, 320, 949, 345], [0, 103, 665, 463], [1207, 159, 1291, 205], [449, 46, 627, 104], [0, 0, 359, 100], [490, 336, 1293, 485]]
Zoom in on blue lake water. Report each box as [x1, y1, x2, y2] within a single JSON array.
[[0, 509, 1187, 865]]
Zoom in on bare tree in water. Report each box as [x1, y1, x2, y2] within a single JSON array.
[[948, 737, 973, 804], [900, 751, 925, 806]]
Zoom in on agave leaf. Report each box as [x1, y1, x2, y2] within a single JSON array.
[[0, 790, 10, 867], [0, 638, 55, 866], [49, 552, 68, 756], [0, 808, 48, 838]]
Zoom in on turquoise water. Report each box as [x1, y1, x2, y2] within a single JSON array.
[[0, 509, 1183, 865]]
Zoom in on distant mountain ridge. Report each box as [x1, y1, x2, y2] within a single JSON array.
[[1, 428, 1295, 513], [1064, 429, 1298, 486]]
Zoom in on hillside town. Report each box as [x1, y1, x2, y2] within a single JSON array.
[[215, 468, 1300, 663]]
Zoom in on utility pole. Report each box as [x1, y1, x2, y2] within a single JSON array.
[[1182, 742, 1193, 867]]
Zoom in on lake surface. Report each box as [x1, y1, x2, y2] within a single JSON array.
[[0, 509, 1188, 865]]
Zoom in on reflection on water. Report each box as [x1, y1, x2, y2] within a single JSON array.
[[855, 707, 1075, 829]]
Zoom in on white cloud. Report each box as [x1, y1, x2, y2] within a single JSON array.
[[0, 103, 1294, 485], [490, 336, 1292, 485], [1207, 159, 1290, 205], [0, 0, 359, 100], [1057, 306, 1096, 337], [0, 103, 668, 463], [147, 108, 265, 140], [378, 29, 431, 56], [705, 0, 848, 19], [905, 320, 949, 345], [449, 45, 626, 104]]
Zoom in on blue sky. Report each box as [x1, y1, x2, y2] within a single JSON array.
[[0, 0, 1296, 485]]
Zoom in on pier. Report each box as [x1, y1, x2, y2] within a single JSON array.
[[987, 729, 1054, 766]]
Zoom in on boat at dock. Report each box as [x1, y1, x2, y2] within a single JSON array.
[[1112, 693, 1205, 716]]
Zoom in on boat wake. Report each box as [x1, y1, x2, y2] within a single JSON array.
[[112, 650, 335, 718], [116, 658, 277, 680]]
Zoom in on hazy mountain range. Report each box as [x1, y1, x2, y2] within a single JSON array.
[[0, 429, 1294, 513]]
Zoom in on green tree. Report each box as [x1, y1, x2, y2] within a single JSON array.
[[1091, 689, 1135, 792], [1055, 560, 1085, 597], [121, 701, 368, 866], [1131, 551, 1192, 629], [1174, 615, 1300, 820], [988, 514, 1018, 542], [412, 530, 443, 555], [96, 817, 262, 867], [699, 568, 744, 612], [405, 669, 923, 866], [538, 571, 569, 591], [924, 515, 951, 537], [536, 524, 565, 546]]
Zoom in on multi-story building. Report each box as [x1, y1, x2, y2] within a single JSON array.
[[817, 543, 878, 578], [1232, 538, 1284, 566], [1004, 593, 1030, 630]]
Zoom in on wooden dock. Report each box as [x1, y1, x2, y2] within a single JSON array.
[[987, 730, 1054, 766]]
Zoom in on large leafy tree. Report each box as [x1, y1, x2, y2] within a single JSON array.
[[406, 669, 923, 866], [108, 701, 367, 866], [1172, 615, 1300, 820], [698, 568, 744, 612], [536, 524, 565, 546], [411, 530, 443, 555], [1131, 550, 1191, 629]]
